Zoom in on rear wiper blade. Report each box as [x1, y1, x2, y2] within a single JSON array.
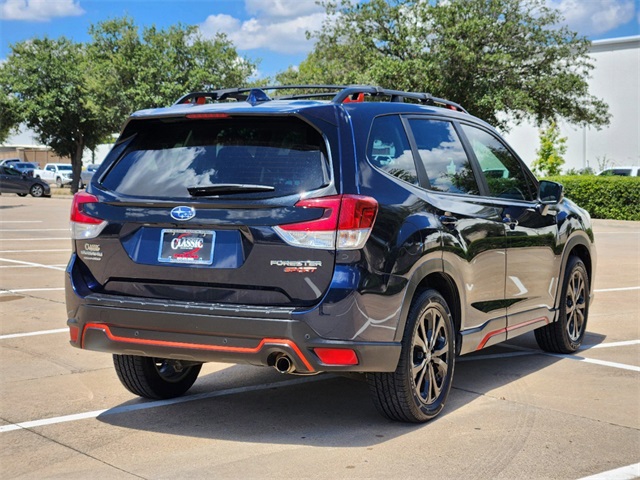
[[187, 184, 275, 197]]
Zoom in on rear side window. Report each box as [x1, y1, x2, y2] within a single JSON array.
[[409, 119, 479, 195], [101, 117, 330, 198], [367, 115, 419, 185]]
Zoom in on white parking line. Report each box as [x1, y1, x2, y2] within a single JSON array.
[[578, 462, 640, 480], [1, 228, 69, 232], [502, 344, 640, 372], [0, 328, 68, 340], [0, 249, 70, 253], [0, 237, 69, 241], [0, 264, 67, 269], [594, 286, 640, 293], [582, 340, 640, 349], [0, 258, 65, 271], [0, 376, 328, 433], [0, 288, 65, 295], [0, 221, 43, 224]]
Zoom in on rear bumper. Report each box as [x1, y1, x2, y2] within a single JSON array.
[[66, 259, 401, 374]]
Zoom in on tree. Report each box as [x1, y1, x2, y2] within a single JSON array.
[[0, 38, 111, 192], [0, 18, 256, 192], [87, 17, 256, 133], [531, 122, 567, 176], [280, 0, 610, 131]]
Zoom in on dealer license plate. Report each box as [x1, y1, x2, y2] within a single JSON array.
[[158, 229, 215, 265]]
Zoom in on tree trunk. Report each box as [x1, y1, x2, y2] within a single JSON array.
[[70, 139, 84, 194]]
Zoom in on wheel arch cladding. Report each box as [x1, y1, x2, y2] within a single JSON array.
[[397, 271, 462, 353]]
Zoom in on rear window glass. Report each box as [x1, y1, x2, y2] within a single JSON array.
[[101, 117, 331, 198]]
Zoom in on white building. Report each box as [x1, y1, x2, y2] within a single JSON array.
[[504, 35, 640, 172]]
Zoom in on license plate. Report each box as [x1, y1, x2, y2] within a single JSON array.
[[158, 229, 215, 265]]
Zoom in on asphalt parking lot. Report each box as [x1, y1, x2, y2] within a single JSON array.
[[1, 194, 638, 480]]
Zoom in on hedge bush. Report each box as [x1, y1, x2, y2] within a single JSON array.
[[544, 175, 640, 221]]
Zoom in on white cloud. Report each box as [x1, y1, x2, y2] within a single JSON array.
[[199, 0, 326, 54], [244, 0, 324, 20], [547, 0, 636, 35], [0, 0, 84, 21]]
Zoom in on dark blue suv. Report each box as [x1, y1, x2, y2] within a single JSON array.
[[66, 86, 595, 422]]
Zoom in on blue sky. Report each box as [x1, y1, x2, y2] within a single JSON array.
[[0, 0, 638, 79]]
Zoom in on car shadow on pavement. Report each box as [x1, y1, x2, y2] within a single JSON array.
[[97, 331, 607, 447]]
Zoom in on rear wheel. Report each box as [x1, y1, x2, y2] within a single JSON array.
[[17, 193, 27, 197], [113, 355, 202, 399], [535, 256, 589, 353], [367, 289, 455, 422], [30, 184, 44, 197]]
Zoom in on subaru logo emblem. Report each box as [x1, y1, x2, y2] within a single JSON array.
[[170, 206, 196, 221]]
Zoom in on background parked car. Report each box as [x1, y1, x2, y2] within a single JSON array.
[[0, 165, 51, 197], [597, 166, 640, 176], [80, 164, 100, 189], [33, 163, 73, 187], [8, 162, 39, 177], [0, 158, 22, 167]]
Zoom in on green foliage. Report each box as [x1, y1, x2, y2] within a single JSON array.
[[531, 122, 567, 176], [283, 0, 610, 130], [546, 175, 640, 221], [87, 17, 256, 133], [0, 37, 110, 192], [0, 17, 256, 191]]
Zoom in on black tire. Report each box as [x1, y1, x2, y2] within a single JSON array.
[[113, 355, 202, 399], [30, 184, 44, 197], [17, 193, 27, 197], [367, 289, 456, 423], [535, 256, 589, 353], [55, 177, 63, 188]]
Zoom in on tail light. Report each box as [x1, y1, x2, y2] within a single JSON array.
[[70, 192, 107, 239], [274, 194, 378, 250]]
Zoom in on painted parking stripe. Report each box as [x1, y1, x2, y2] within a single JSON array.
[[0, 249, 70, 253], [0, 264, 67, 269], [0, 328, 68, 340], [0, 376, 328, 433], [578, 462, 640, 480], [0, 287, 65, 293], [594, 286, 640, 293], [0, 228, 69, 232], [0, 237, 69, 241], [0, 258, 65, 271], [0, 221, 43, 223], [581, 340, 640, 349], [503, 344, 640, 372]]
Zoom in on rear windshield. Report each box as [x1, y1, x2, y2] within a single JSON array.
[[101, 117, 331, 199]]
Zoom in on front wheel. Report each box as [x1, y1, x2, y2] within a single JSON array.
[[113, 355, 202, 399], [535, 256, 589, 353], [30, 184, 44, 197], [55, 177, 63, 188], [367, 289, 456, 422]]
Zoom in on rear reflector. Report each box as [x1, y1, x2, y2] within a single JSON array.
[[69, 325, 79, 343], [70, 191, 107, 239], [314, 348, 359, 365], [274, 194, 378, 250]]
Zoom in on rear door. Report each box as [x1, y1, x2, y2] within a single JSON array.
[[78, 114, 338, 307]]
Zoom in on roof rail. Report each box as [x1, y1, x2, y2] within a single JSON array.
[[173, 85, 467, 113]]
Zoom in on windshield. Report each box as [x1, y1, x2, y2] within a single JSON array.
[[101, 117, 331, 199]]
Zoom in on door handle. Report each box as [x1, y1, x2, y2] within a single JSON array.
[[439, 215, 458, 228], [502, 216, 518, 229]]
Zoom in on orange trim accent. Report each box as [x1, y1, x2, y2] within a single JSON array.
[[476, 317, 549, 350], [81, 323, 314, 372]]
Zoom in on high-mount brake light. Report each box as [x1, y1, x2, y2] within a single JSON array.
[[185, 113, 230, 119], [274, 194, 378, 250], [70, 191, 107, 239]]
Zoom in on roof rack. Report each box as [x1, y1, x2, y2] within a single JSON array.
[[173, 85, 468, 113]]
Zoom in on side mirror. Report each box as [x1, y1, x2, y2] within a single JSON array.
[[536, 180, 563, 215], [538, 180, 563, 204]]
